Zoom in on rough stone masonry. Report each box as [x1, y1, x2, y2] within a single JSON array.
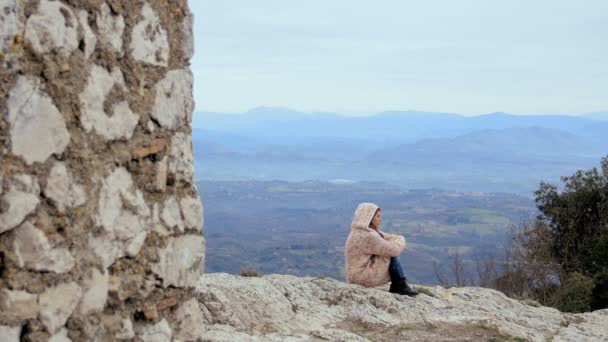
[[0, 0, 204, 340]]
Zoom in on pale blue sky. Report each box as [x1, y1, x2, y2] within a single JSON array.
[[188, 0, 607, 116]]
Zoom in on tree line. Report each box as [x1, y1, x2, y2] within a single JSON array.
[[435, 156, 608, 313]]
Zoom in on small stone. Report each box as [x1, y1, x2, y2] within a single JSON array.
[[0, 325, 21, 342], [7, 76, 71, 165], [130, 3, 169, 66], [96, 3, 124, 53], [77, 10, 96, 59], [89, 167, 150, 268], [181, 195, 204, 232], [0, 288, 39, 321], [168, 132, 194, 184], [173, 299, 206, 341], [39, 282, 83, 334], [45, 162, 86, 213], [49, 328, 72, 342], [77, 268, 108, 315], [155, 157, 168, 192], [24, 0, 78, 55], [79, 65, 139, 142], [152, 235, 205, 288], [13, 222, 75, 273], [138, 319, 172, 342], [151, 69, 194, 129], [161, 197, 184, 233], [144, 305, 159, 321], [115, 318, 135, 340]]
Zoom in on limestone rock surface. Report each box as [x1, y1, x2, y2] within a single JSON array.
[[137, 319, 172, 342], [24, 0, 78, 55], [0, 174, 40, 234], [45, 162, 86, 213], [0, 325, 21, 342], [192, 273, 608, 342], [39, 282, 83, 334], [168, 132, 194, 184], [0, 288, 38, 321], [13, 222, 75, 273], [96, 3, 124, 53], [130, 3, 169, 66], [151, 69, 194, 129]]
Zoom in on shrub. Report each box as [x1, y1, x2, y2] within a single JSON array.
[[553, 272, 593, 313], [239, 267, 263, 277]]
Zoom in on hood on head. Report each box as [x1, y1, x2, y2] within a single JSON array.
[[351, 202, 379, 229]]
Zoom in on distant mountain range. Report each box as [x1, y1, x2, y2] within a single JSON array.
[[192, 107, 608, 195]]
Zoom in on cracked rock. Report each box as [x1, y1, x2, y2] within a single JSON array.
[[151, 69, 194, 129], [173, 298, 206, 341], [7, 76, 71, 165], [152, 235, 205, 288], [0, 288, 39, 322], [49, 328, 72, 342], [168, 132, 194, 184], [24, 0, 78, 55], [138, 319, 172, 342], [161, 197, 184, 233], [181, 195, 203, 232], [77, 10, 96, 59], [0, 174, 40, 234], [96, 3, 124, 53], [0, 325, 21, 342], [39, 282, 83, 334], [79, 65, 139, 141], [45, 162, 86, 213], [77, 268, 108, 315], [13, 222, 75, 273], [90, 167, 150, 268], [131, 3, 169, 66]]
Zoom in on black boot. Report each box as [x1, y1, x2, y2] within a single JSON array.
[[389, 279, 419, 296]]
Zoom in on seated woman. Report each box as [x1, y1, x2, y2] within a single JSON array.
[[345, 202, 418, 296]]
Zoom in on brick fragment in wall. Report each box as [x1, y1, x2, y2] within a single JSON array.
[[151, 69, 194, 129], [24, 0, 78, 55], [13, 222, 75, 273], [0, 325, 21, 342], [0, 288, 39, 322], [152, 235, 205, 288], [0, 0, 24, 52], [7, 76, 71, 165], [96, 3, 124, 53], [137, 319, 172, 342], [90, 167, 150, 268], [77, 268, 109, 315], [131, 3, 169, 66], [39, 282, 83, 334], [0, 174, 40, 234], [79, 65, 139, 141], [45, 161, 86, 213], [77, 10, 97, 59], [168, 132, 195, 184], [172, 298, 206, 341]]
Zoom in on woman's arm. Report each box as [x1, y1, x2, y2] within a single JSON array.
[[360, 233, 405, 257]]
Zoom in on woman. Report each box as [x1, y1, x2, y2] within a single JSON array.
[[345, 202, 418, 296]]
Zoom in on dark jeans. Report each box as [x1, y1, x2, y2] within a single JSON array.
[[389, 256, 406, 282]]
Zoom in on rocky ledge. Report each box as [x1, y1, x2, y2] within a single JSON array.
[[184, 273, 608, 342]]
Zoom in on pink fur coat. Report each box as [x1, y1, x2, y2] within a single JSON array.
[[344, 203, 406, 287]]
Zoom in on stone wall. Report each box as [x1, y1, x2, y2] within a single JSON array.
[[0, 0, 204, 340]]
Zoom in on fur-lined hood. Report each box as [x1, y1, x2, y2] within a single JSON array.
[[351, 203, 379, 230]]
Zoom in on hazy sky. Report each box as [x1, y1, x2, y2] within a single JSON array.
[[188, 0, 607, 116]]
